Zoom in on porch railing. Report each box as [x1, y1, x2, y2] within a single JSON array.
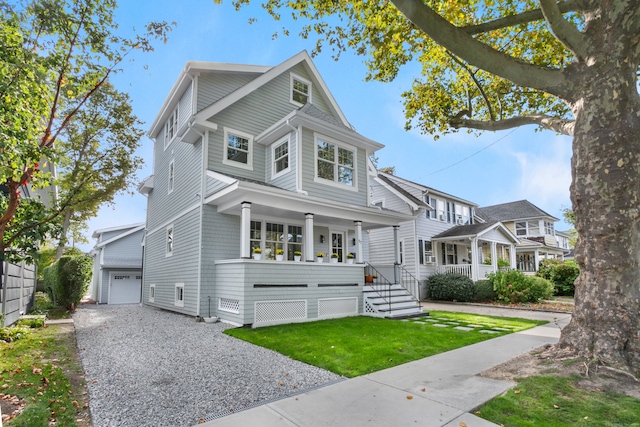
[[398, 265, 421, 301], [436, 264, 472, 278]]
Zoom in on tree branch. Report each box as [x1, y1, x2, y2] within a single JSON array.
[[450, 114, 575, 135], [390, 0, 570, 99], [448, 52, 495, 121], [462, 0, 580, 35], [539, 0, 587, 60]]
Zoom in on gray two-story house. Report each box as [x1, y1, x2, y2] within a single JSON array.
[[139, 51, 420, 327]]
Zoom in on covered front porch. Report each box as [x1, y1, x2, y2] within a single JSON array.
[[431, 222, 519, 281]]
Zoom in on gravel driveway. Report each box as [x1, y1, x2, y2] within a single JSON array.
[[73, 304, 341, 427]]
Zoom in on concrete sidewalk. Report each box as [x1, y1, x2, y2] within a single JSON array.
[[197, 304, 571, 427]]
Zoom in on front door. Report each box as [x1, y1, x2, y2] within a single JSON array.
[[331, 232, 345, 262]]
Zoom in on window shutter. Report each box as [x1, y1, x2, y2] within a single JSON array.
[[418, 240, 424, 264]]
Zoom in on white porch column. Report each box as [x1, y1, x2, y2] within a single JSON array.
[[509, 244, 517, 269], [354, 221, 363, 264], [470, 238, 479, 281], [393, 225, 400, 284], [304, 213, 314, 262], [534, 250, 540, 272], [240, 202, 251, 259], [490, 242, 498, 273]]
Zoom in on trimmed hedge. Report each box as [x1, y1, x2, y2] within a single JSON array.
[[473, 279, 495, 302], [427, 273, 475, 302], [42, 255, 92, 310]]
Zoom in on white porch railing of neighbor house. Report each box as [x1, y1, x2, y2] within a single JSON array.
[[436, 264, 472, 278]]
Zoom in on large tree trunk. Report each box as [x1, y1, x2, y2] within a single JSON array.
[[555, 10, 640, 374]]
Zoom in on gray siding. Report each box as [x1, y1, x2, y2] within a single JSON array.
[[299, 128, 368, 206], [101, 230, 144, 263], [370, 180, 413, 214], [1, 261, 36, 326], [205, 175, 233, 197], [214, 261, 364, 325], [266, 131, 298, 191], [197, 72, 260, 112], [143, 207, 201, 316]]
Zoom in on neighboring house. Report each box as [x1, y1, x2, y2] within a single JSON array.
[[90, 223, 144, 304], [368, 172, 519, 291], [476, 200, 565, 273], [139, 51, 421, 327]]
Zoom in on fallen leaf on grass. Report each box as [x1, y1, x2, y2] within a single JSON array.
[[553, 404, 559, 409], [514, 389, 520, 394]]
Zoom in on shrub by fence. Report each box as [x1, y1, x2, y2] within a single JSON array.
[[42, 255, 92, 310], [426, 273, 475, 302]]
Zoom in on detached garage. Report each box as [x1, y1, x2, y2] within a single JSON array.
[[90, 224, 145, 304]]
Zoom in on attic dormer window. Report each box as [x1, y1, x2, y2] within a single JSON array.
[[164, 107, 179, 150], [290, 74, 311, 106]]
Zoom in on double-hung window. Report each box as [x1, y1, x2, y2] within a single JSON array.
[[272, 138, 289, 177], [316, 136, 355, 188], [544, 221, 555, 235], [223, 128, 253, 170], [290, 74, 311, 106], [164, 107, 178, 149], [168, 160, 175, 194], [175, 283, 184, 307], [166, 225, 174, 257], [418, 239, 434, 264]]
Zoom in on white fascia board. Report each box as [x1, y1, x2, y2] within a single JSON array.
[[94, 225, 145, 249], [206, 170, 238, 185], [92, 222, 145, 239], [373, 177, 420, 211]]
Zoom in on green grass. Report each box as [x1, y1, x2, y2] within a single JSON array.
[[476, 375, 640, 427], [224, 311, 546, 377], [1, 296, 87, 426]]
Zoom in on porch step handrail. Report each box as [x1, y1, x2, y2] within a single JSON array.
[[364, 263, 392, 314], [398, 265, 421, 301]]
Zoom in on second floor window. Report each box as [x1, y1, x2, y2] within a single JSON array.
[[516, 220, 541, 236], [223, 128, 253, 170], [544, 221, 555, 235], [291, 74, 311, 105], [168, 160, 174, 194], [164, 107, 178, 149], [273, 139, 289, 176], [316, 138, 355, 187]]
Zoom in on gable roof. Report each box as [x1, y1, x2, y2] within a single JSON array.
[[375, 174, 429, 211], [476, 200, 558, 222], [196, 50, 350, 127], [378, 172, 477, 207], [432, 221, 519, 243], [93, 223, 145, 248]]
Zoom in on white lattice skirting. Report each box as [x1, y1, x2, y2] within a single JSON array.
[[254, 300, 307, 326], [219, 298, 240, 314], [318, 297, 358, 319]]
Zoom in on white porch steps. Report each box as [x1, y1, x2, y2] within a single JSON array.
[[363, 284, 423, 318]]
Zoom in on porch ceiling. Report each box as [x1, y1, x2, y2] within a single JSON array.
[[204, 180, 413, 229]]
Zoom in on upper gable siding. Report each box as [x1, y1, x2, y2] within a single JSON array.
[[102, 230, 144, 261], [178, 84, 193, 125], [197, 72, 260, 112], [146, 131, 203, 231], [299, 128, 368, 206], [100, 228, 134, 242], [482, 228, 514, 245], [267, 131, 297, 191], [290, 63, 334, 118], [370, 180, 413, 214]]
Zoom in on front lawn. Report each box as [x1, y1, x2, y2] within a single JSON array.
[[477, 375, 640, 427], [224, 311, 546, 377]]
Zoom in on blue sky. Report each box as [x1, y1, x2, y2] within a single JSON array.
[[81, 0, 573, 251]]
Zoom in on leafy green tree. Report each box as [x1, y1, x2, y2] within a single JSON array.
[[233, 0, 640, 374], [0, 0, 173, 264], [54, 81, 145, 259]]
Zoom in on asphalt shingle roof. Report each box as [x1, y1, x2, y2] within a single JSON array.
[[432, 222, 500, 239], [476, 200, 558, 222]]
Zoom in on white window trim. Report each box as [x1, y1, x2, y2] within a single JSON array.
[[174, 283, 184, 307], [223, 127, 253, 171], [250, 218, 305, 260], [290, 73, 312, 106], [168, 159, 175, 194], [313, 133, 358, 191], [166, 224, 174, 257], [149, 284, 155, 303], [271, 136, 290, 179], [164, 106, 179, 150]]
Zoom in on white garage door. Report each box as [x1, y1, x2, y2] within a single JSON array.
[[109, 272, 141, 304]]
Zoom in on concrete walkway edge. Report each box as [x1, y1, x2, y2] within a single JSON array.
[[197, 304, 571, 427]]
